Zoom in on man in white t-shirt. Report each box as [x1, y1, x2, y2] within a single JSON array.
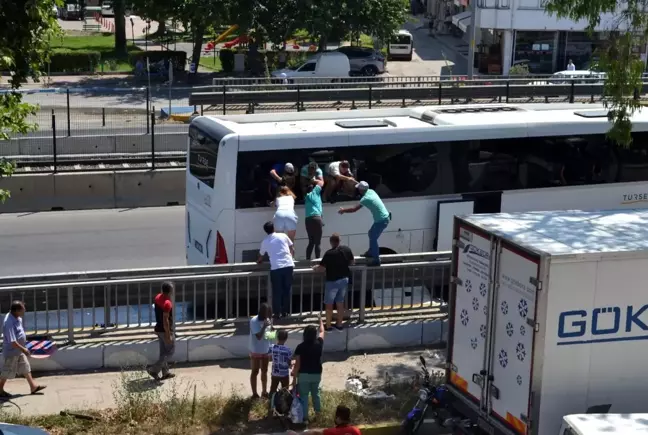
[[323, 160, 356, 202], [258, 221, 295, 319]]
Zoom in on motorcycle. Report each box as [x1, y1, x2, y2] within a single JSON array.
[[402, 355, 449, 434]]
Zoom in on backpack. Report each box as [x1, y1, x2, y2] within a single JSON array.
[[271, 387, 293, 416]]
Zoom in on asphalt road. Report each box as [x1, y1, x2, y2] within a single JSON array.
[[0, 207, 186, 277]]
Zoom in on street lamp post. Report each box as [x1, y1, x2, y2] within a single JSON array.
[[145, 19, 150, 51]]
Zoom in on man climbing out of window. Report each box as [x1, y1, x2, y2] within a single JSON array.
[[269, 162, 296, 201], [323, 160, 356, 203]]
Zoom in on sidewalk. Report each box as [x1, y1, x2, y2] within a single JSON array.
[[1, 348, 444, 417]]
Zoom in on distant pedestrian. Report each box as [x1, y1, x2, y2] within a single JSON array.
[[338, 181, 390, 266], [258, 221, 295, 319], [313, 233, 354, 331], [269, 329, 292, 400], [148, 281, 176, 381], [249, 302, 273, 399], [292, 315, 325, 421], [567, 59, 576, 71], [304, 177, 324, 259], [273, 186, 298, 243], [0, 301, 46, 397]]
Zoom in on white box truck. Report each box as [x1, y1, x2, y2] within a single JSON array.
[[444, 209, 648, 435]]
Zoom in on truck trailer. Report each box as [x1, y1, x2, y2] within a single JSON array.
[[445, 208, 648, 435]]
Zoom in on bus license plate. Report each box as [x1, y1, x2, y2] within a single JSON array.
[[478, 417, 495, 435]]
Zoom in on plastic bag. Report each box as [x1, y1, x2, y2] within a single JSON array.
[[290, 389, 304, 424]]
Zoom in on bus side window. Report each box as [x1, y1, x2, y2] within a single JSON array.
[[617, 132, 648, 182]]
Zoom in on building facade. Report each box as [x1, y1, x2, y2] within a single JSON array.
[[428, 0, 629, 75]]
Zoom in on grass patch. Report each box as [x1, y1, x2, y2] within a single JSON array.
[[199, 55, 223, 72], [51, 33, 141, 72], [0, 368, 440, 435]]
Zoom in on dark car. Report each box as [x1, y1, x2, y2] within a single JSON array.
[[334, 46, 386, 76]]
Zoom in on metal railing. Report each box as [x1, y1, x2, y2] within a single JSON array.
[[0, 253, 451, 343], [190, 78, 641, 111]]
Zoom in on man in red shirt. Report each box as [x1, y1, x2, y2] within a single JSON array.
[[287, 405, 361, 435], [147, 281, 175, 381]]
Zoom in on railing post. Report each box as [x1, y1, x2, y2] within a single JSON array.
[[368, 85, 372, 109], [268, 271, 273, 315], [66, 88, 71, 137], [103, 285, 111, 329], [102, 108, 106, 127], [506, 80, 510, 103], [569, 80, 575, 103], [51, 109, 57, 173], [358, 268, 368, 323], [222, 85, 227, 115], [151, 109, 156, 170], [438, 81, 442, 105], [67, 286, 76, 344], [146, 86, 150, 134], [297, 86, 301, 112]]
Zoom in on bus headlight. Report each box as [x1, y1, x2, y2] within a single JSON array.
[[418, 389, 428, 402]]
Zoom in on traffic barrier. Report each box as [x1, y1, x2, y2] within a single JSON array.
[[0, 173, 57, 213], [114, 168, 185, 208], [0, 169, 186, 213], [53, 171, 117, 210]]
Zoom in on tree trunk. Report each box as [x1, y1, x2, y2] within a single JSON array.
[[318, 35, 328, 52], [154, 20, 166, 36], [113, 0, 128, 56], [189, 25, 206, 83]]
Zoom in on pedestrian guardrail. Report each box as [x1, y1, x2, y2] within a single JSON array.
[[190, 78, 634, 112], [0, 252, 451, 342]]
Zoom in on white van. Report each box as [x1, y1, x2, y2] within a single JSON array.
[[560, 414, 648, 435], [271, 52, 351, 82], [388, 30, 413, 61]]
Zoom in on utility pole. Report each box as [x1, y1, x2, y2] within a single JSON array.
[[467, 0, 478, 79]]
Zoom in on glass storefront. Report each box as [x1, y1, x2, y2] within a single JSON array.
[[559, 32, 606, 71], [513, 31, 556, 74]]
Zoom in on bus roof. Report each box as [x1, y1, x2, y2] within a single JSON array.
[[197, 104, 648, 151], [563, 413, 648, 435]]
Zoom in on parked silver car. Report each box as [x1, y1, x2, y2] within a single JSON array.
[[334, 46, 386, 76]]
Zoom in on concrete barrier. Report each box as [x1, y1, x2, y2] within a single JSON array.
[[22, 321, 447, 372], [0, 168, 185, 213], [114, 169, 185, 208], [54, 171, 117, 210], [0, 173, 57, 212], [2, 133, 186, 157]]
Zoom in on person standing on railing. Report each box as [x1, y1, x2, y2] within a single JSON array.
[[147, 281, 176, 381], [313, 233, 354, 331], [0, 301, 46, 397], [258, 221, 295, 319], [338, 181, 391, 266], [304, 176, 325, 260]]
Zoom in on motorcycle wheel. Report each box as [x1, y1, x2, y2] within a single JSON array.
[[402, 404, 428, 434]]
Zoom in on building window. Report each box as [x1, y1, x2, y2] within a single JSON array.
[[513, 31, 556, 74]]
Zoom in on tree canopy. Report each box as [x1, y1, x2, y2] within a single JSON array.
[[546, 0, 648, 147], [0, 0, 60, 202]]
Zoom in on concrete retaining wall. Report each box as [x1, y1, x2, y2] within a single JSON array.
[[0, 169, 185, 213], [23, 319, 448, 372], [4, 132, 186, 157]]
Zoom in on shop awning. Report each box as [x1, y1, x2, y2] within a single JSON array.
[[451, 11, 472, 33]]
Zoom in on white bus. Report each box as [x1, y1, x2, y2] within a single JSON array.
[[186, 103, 648, 265]]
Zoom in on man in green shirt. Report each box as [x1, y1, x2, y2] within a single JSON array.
[[338, 181, 390, 265]]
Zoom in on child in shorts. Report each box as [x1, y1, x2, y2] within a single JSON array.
[[269, 329, 293, 398]]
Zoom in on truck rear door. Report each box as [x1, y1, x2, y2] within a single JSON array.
[[448, 223, 494, 405], [487, 242, 541, 434]]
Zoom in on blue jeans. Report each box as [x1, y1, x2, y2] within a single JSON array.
[[368, 219, 389, 264], [270, 267, 294, 315]]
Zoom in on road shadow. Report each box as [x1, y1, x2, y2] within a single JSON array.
[[125, 377, 161, 393]]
